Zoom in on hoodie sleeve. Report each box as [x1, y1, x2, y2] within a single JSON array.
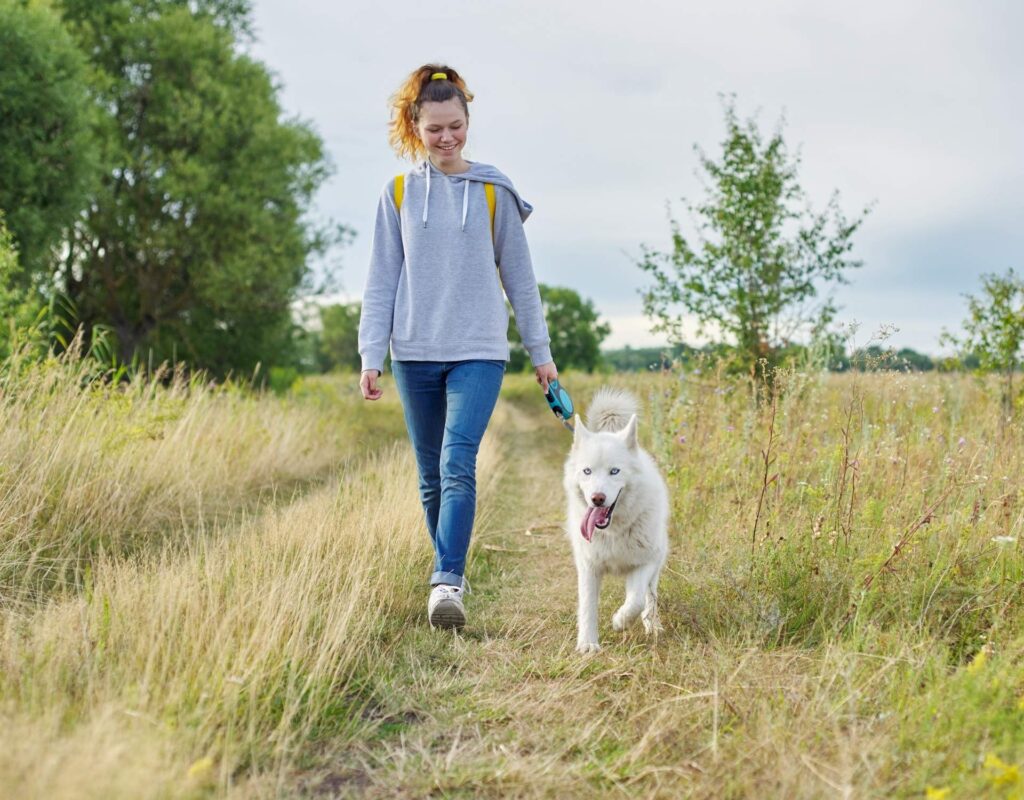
[[493, 186, 553, 367], [357, 180, 404, 374]]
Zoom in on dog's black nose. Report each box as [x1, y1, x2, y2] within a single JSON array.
[[592, 493, 606, 506]]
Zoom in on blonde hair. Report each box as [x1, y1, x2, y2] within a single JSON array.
[[388, 64, 474, 161]]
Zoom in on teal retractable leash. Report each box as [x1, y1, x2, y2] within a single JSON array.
[[544, 378, 575, 432]]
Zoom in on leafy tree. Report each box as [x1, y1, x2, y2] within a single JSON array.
[[317, 301, 365, 373], [942, 268, 1024, 416], [637, 98, 868, 379], [507, 283, 611, 373], [54, 0, 339, 378], [0, 1, 96, 288]]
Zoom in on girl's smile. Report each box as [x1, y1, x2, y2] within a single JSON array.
[[416, 97, 469, 174]]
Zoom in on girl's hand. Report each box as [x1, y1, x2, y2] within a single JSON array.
[[534, 361, 558, 393], [360, 369, 383, 400]]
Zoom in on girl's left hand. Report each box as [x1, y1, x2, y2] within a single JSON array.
[[534, 361, 558, 393]]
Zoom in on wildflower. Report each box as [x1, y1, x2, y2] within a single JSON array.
[[983, 753, 1020, 786], [967, 646, 989, 674], [925, 787, 950, 799], [726, 425, 735, 432], [678, 435, 686, 445], [187, 756, 215, 781], [932, 406, 940, 413], [958, 436, 967, 448]]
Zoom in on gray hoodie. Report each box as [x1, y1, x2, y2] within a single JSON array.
[[358, 160, 553, 374]]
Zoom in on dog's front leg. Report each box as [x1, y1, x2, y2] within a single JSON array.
[[613, 562, 659, 632], [576, 564, 602, 653]]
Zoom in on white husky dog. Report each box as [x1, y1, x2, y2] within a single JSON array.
[[563, 388, 670, 653]]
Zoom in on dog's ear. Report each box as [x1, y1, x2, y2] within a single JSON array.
[[620, 413, 639, 451], [573, 414, 588, 443]]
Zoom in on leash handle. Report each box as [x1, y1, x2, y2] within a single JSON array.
[[544, 378, 575, 431]]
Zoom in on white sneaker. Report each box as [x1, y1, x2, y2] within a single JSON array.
[[428, 583, 466, 629]]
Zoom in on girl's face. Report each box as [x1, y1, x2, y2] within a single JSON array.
[[415, 98, 469, 168]]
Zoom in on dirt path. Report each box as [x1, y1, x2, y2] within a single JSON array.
[[312, 392, 619, 797]]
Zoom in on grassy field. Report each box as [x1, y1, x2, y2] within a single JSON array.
[[1, 351, 1022, 798]]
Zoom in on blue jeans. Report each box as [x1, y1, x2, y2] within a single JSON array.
[[391, 359, 506, 587]]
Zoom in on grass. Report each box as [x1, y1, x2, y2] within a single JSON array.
[[1, 347, 1022, 798]]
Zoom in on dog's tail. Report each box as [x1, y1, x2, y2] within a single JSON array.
[[586, 387, 639, 433]]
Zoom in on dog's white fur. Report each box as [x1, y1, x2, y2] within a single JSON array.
[[563, 387, 670, 653]]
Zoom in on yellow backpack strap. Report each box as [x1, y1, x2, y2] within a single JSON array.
[[485, 183, 496, 242], [393, 174, 404, 212]]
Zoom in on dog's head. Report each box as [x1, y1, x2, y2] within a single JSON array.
[[568, 413, 639, 541]]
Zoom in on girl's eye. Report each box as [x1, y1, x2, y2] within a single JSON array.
[[583, 468, 591, 475], [610, 468, 620, 475]]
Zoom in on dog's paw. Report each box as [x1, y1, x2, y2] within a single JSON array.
[[642, 616, 664, 636], [612, 606, 639, 631], [576, 641, 601, 654]]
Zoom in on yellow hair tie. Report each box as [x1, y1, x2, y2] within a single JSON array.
[[431, 72, 448, 81]]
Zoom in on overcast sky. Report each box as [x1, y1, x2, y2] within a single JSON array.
[[248, 0, 1023, 353]]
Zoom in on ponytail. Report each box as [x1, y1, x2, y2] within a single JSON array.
[[388, 64, 474, 161]]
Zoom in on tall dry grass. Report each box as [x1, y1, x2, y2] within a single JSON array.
[[0, 359, 503, 797], [0, 339, 403, 607]]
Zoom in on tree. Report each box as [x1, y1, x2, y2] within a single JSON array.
[[317, 301, 364, 373], [55, 0, 339, 378], [0, 1, 96, 289], [507, 283, 611, 372], [637, 98, 868, 379], [942, 268, 1024, 416]]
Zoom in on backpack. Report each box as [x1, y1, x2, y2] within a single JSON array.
[[394, 174, 496, 243]]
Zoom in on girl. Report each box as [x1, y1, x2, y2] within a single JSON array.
[[358, 64, 558, 630]]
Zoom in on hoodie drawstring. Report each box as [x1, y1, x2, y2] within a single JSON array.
[[422, 163, 430, 227], [422, 161, 471, 231]]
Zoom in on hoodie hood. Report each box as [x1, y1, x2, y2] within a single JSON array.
[[413, 160, 533, 230]]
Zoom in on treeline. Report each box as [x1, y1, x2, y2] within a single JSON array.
[[600, 343, 977, 373]]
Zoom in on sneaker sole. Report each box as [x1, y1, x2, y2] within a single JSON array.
[[428, 599, 466, 630]]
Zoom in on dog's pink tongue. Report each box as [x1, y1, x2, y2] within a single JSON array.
[[581, 506, 597, 542], [581, 506, 611, 542]]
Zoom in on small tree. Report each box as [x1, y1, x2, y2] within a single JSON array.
[[637, 98, 868, 380], [507, 283, 611, 372], [942, 268, 1024, 417]]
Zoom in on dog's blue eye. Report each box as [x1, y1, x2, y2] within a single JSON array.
[[610, 468, 620, 475], [583, 467, 591, 475]]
